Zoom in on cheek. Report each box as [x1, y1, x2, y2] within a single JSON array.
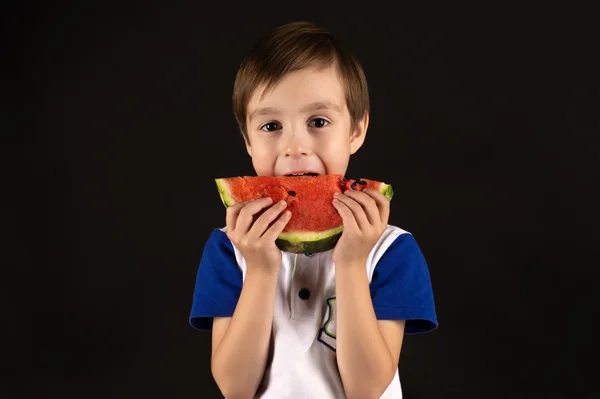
[[250, 143, 279, 173], [321, 133, 350, 155], [317, 135, 351, 173], [249, 136, 275, 155]]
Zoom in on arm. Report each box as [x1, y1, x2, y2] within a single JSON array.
[[211, 266, 279, 399], [331, 188, 437, 398], [210, 197, 291, 399], [336, 264, 405, 399]]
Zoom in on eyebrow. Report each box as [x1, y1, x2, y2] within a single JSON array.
[[248, 101, 342, 121]]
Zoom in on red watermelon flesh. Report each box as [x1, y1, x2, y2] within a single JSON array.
[[215, 174, 394, 254]]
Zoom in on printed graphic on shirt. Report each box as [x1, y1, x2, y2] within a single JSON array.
[[317, 297, 337, 352]]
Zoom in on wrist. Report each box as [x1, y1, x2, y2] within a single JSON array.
[[245, 263, 281, 280], [335, 258, 368, 271]]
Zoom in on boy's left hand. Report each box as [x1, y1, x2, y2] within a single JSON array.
[[331, 188, 390, 268]]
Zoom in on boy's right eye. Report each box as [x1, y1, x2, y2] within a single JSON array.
[[260, 122, 281, 132]]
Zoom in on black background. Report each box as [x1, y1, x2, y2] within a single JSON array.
[[7, 1, 599, 398]]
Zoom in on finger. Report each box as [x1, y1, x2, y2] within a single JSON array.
[[260, 208, 292, 242], [334, 192, 369, 230], [235, 197, 274, 234], [248, 200, 288, 240], [364, 188, 390, 224], [343, 190, 380, 226], [225, 201, 248, 232], [332, 197, 360, 232]]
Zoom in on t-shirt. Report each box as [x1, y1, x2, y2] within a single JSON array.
[[189, 224, 438, 398]]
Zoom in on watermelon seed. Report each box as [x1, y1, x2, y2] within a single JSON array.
[[288, 191, 296, 196], [351, 180, 367, 190]]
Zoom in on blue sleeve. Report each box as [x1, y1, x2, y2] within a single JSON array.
[[189, 229, 243, 331], [370, 233, 438, 334]]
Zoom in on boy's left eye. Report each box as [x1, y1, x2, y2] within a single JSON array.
[[309, 118, 329, 128]]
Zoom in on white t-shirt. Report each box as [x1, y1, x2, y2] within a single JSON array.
[[189, 224, 438, 398]]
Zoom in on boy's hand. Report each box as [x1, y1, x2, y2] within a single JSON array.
[[225, 197, 291, 272], [331, 189, 390, 268]]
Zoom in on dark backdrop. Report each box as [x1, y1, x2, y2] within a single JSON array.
[[8, 1, 598, 398]]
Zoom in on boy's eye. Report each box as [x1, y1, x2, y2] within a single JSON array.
[[260, 122, 281, 132], [309, 118, 329, 128]]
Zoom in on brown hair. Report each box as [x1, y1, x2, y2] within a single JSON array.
[[232, 21, 370, 142]]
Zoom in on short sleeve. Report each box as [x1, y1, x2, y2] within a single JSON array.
[[189, 229, 243, 331], [370, 233, 438, 334]]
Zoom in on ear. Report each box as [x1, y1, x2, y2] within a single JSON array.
[[350, 111, 369, 155]]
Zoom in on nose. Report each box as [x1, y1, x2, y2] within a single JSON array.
[[284, 134, 311, 158]]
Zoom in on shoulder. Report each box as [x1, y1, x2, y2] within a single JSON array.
[[203, 226, 248, 275], [367, 224, 438, 333], [189, 227, 245, 330], [202, 227, 234, 258], [367, 224, 420, 271]]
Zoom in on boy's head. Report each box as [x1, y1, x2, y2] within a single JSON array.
[[232, 21, 370, 177]]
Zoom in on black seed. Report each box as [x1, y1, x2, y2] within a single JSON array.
[[288, 191, 296, 196], [357, 180, 367, 186]]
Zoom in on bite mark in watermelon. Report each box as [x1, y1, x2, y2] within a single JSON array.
[[215, 174, 394, 254]]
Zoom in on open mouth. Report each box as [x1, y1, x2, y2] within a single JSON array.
[[284, 172, 320, 177]]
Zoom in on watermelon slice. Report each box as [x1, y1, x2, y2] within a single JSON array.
[[214, 174, 394, 254]]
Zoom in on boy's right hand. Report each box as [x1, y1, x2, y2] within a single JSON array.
[[225, 197, 291, 272]]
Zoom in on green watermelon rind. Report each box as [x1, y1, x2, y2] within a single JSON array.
[[214, 177, 394, 254], [215, 178, 236, 207], [275, 225, 344, 253], [276, 231, 342, 254], [379, 183, 394, 201]]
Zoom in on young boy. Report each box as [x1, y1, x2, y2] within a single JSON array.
[[189, 21, 438, 399]]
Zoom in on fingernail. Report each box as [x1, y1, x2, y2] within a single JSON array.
[[279, 200, 287, 206], [333, 192, 340, 197]]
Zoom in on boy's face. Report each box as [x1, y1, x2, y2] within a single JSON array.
[[244, 65, 368, 177]]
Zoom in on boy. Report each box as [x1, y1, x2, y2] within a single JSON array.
[[189, 21, 437, 399]]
